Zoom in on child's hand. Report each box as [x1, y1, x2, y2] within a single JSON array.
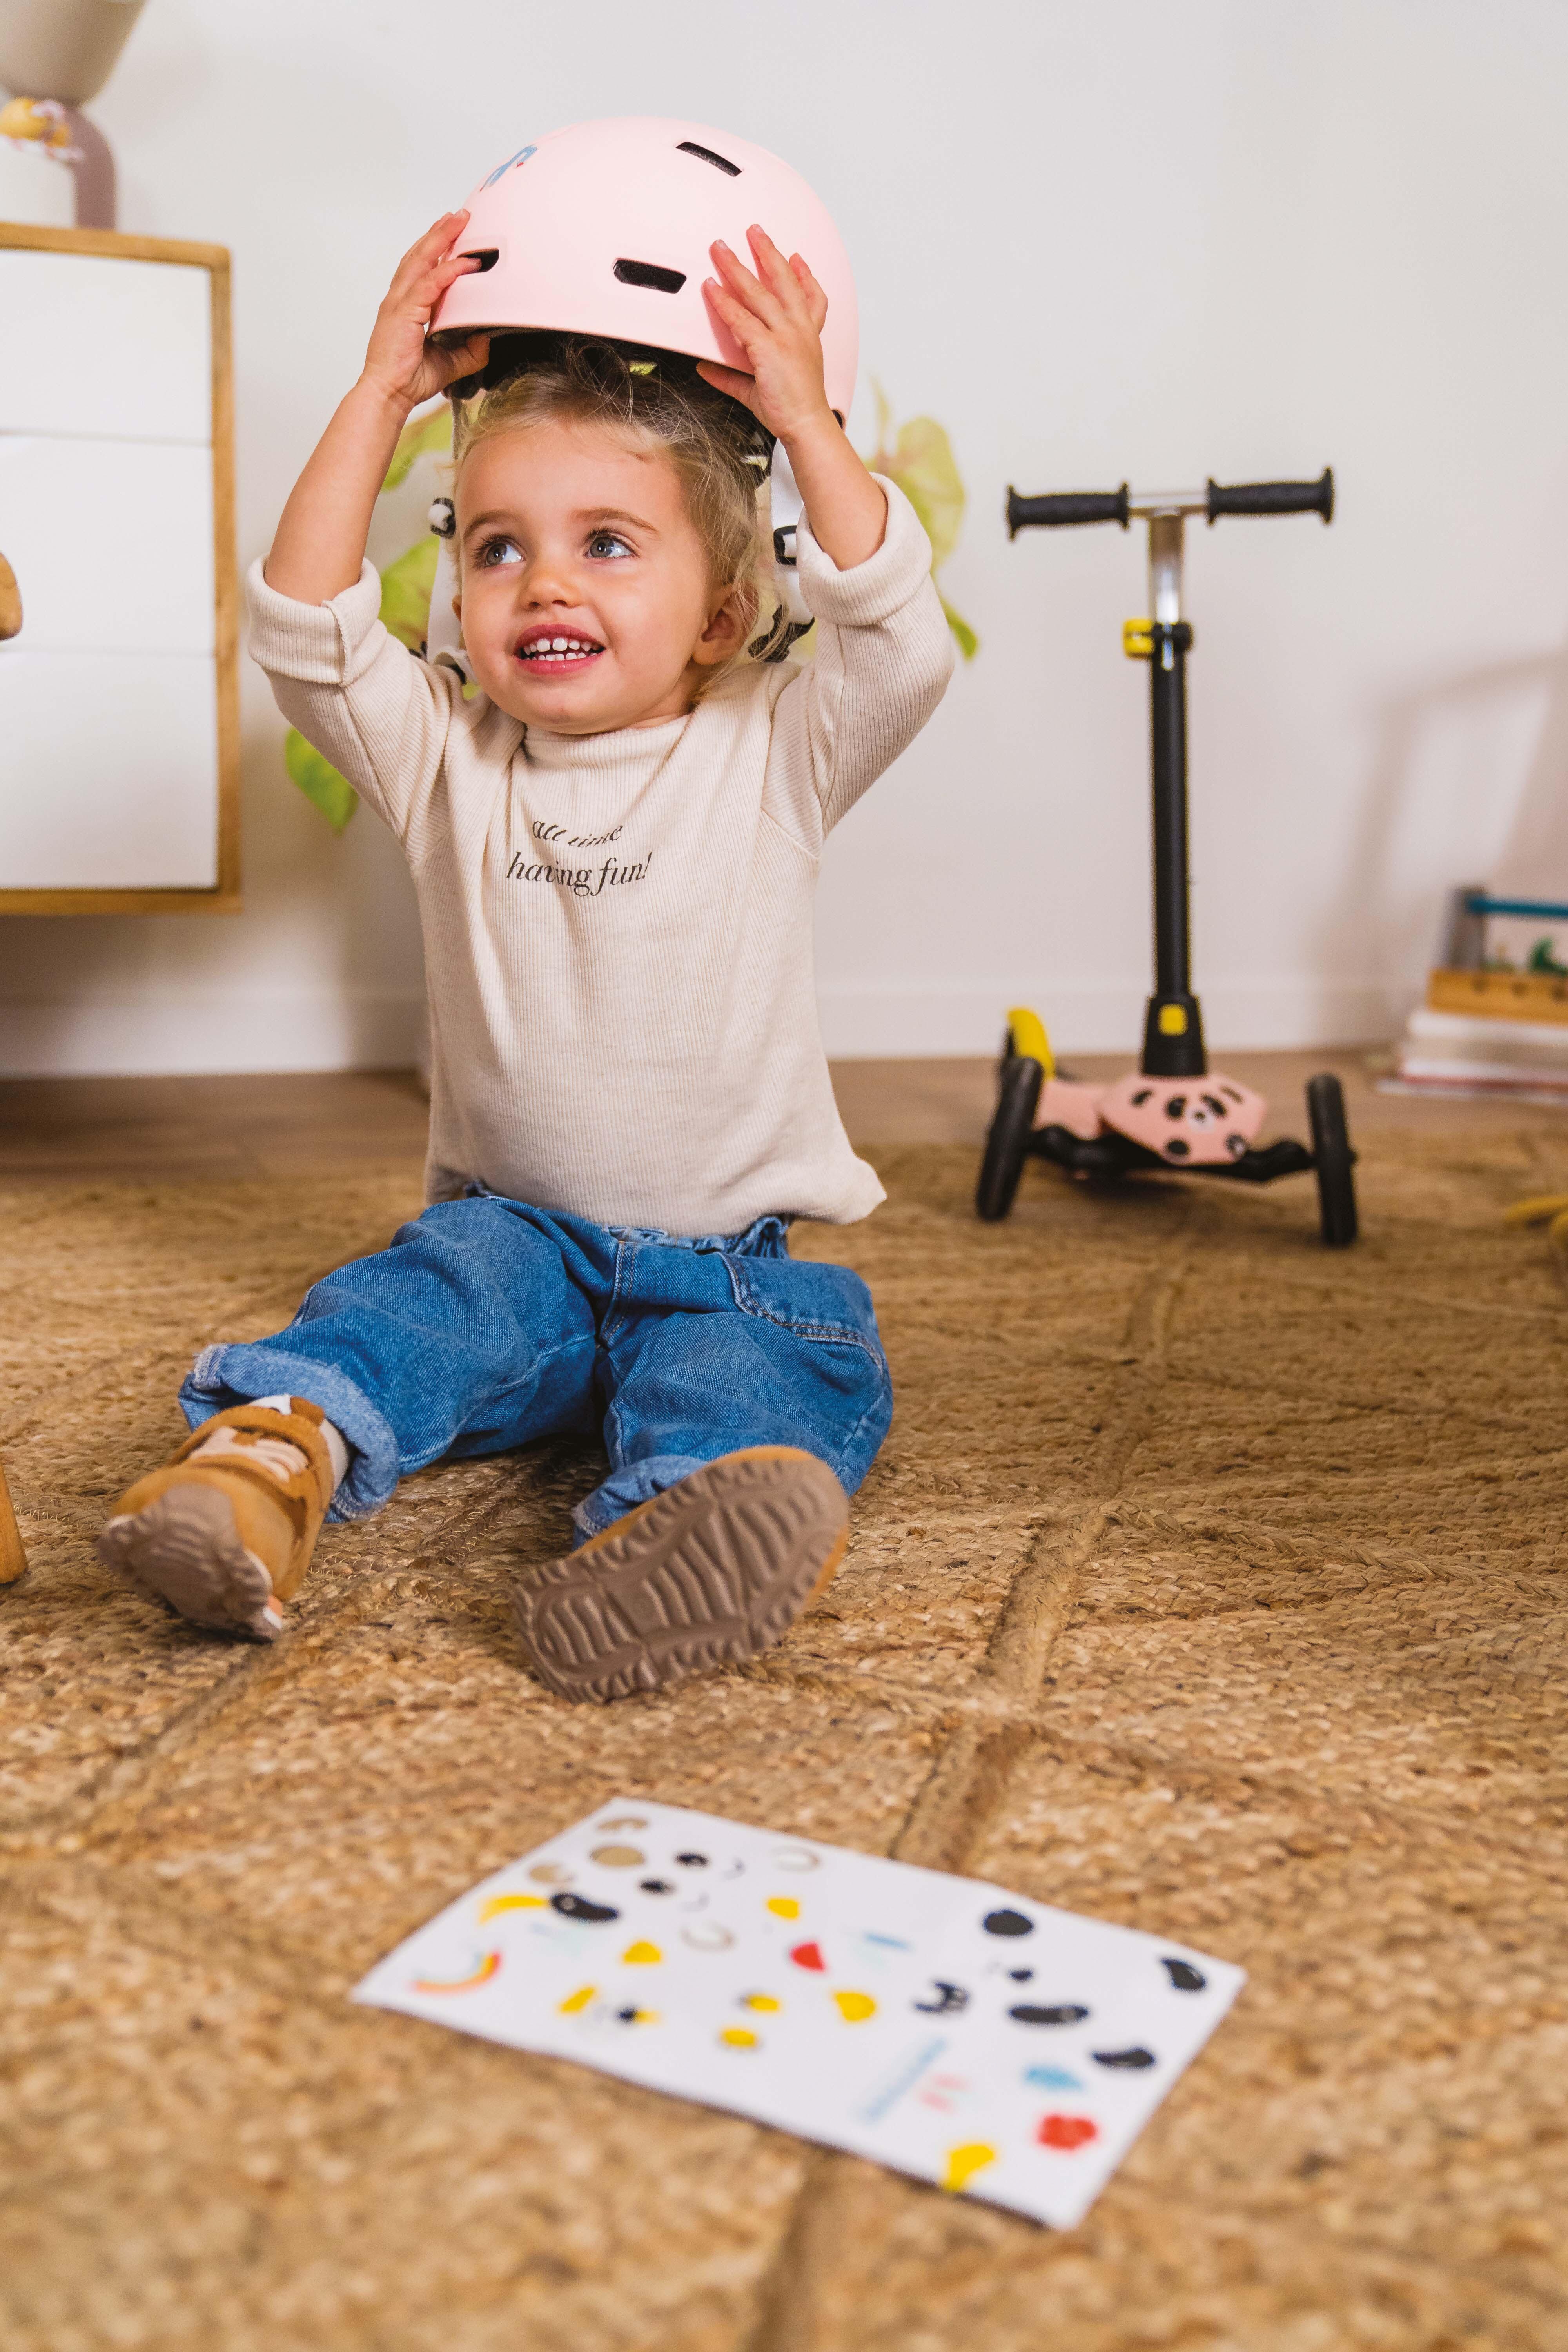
[[699, 225, 887, 572], [697, 227, 836, 444], [360, 212, 492, 414]]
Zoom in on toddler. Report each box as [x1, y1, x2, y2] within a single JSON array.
[[100, 198, 952, 1700]]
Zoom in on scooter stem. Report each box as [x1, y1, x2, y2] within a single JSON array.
[[1142, 512, 1206, 1078]]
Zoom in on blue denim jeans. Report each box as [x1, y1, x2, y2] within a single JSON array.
[[179, 1196, 892, 1542]]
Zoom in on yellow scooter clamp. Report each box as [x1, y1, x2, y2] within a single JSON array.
[[1006, 1006, 1055, 1076]]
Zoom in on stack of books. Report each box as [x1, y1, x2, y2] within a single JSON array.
[[1386, 889, 1568, 1102]]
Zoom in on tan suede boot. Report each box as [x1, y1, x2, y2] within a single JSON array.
[[99, 1400, 336, 1641], [0, 1455, 27, 1585], [513, 1447, 849, 1704]]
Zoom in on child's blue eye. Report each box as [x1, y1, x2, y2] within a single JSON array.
[[477, 536, 523, 568], [587, 532, 632, 560]]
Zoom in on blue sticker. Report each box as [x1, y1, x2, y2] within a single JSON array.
[[857, 2036, 947, 2125], [1024, 2063, 1083, 2091], [483, 143, 537, 189]]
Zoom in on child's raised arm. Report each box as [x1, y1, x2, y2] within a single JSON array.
[[709, 230, 952, 849], [264, 214, 490, 606], [697, 226, 887, 572]]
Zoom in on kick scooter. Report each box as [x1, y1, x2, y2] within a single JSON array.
[[977, 468, 1357, 1247]]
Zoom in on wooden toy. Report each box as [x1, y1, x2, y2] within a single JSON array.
[[1427, 889, 1568, 1024]]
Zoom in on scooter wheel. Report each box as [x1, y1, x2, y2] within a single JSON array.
[[976, 1056, 1044, 1223], [1307, 1072, 1358, 1247]]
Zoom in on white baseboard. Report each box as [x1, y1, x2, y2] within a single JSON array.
[[0, 988, 426, 1078], [816, 978, 1405, 1060], [0, 977, 1402, 1078]]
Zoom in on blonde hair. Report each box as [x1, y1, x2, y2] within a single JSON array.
[[452, 339, 789, 680]]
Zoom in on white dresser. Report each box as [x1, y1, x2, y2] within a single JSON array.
[[0, 222, 239, 911]]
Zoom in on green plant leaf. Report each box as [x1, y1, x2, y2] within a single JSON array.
[[887, 416, 966, 572], [382, 404, 452, 491], [940, 596, 980, 661], [379, 534, 441, 651], [860, 392, 971, 613], [284, 728, 358, 832]]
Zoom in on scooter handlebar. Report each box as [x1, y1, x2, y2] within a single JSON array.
[[1206, 467, 1334, 524], [1006, 484, 1130, 535]]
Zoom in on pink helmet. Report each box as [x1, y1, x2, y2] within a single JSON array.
[[432, 116, 858, 420]]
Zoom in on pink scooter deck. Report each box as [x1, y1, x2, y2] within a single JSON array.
[[1036, 1071, 1268, 1167]]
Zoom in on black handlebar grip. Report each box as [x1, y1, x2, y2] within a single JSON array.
[[1006, 484, 1130, 537], [1206, 467, 1334, 525]]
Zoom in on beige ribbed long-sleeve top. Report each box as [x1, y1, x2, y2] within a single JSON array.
[[246, 476, 953, 1235]]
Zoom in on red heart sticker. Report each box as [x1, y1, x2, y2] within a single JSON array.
[[789, 1940, 827, 1972], [1037, 2113, 1098, 2152]]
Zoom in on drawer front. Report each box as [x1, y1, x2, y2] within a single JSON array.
[[0, 437, 215, 653], [0, 250, 212, 443], [0, 650, 218, 889]]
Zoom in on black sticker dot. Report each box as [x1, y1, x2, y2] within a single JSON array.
[[1161, 1957, 1206, 1992], [550, 1892, 619, 1924], [639, 1879, 676, 1896], [1008, 1967, 1034, 1982], [982, 1908, 1034, 1938], [675, 1852, 709, 1868], [1009, 2003, 1090, 2027], [1093, 2045, 1157, 2069], [1164, 1138, 1191, 1158], [1165, 1095, 1187, 1119], [913, 1980, 971, 2016]]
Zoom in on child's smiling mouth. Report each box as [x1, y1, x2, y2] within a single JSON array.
[[514, 626, 605, 671]]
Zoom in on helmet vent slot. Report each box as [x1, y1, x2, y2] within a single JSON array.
[[461, 249, 499, 272], [614, 258, 688, 294], [677, 139, 741, 176]]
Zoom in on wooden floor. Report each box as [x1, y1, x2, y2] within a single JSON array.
[[0, 1049, 1551, 1183]]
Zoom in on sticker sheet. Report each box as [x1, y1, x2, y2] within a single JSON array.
[[353, 1799, 1245, 2229]]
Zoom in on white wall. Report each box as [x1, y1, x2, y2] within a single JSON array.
[[3, 0, 1567, 1071]]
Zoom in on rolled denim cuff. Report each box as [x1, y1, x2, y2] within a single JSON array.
[[570, 1452, 708, 1546], [180, 1344, 399, 1521]]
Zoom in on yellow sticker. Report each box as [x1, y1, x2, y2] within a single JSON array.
[[742, 1993, 782, 2013], [477, 1893, 546, 1921], [833, 1990, 876, 2023], [558, 1985, 596, 2014], [720, 2027, 759, 2049], [940, 2143, 997, 2194], [621, 1940, 662, 1965], [766, 1896, 801, 1920]]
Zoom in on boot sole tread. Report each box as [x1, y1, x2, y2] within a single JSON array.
[[512, 1451, 848, 1704]]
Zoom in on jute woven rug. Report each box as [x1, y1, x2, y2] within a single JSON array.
[[2, 1123, 1564, 2351]]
